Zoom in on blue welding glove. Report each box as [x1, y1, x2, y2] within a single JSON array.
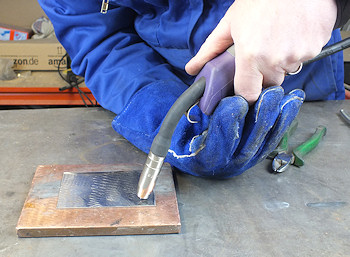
[[112, 80, 305, 178]]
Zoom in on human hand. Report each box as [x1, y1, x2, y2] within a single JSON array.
[[112, 80, 305, 178], [166, 86, 305, 177], [185, 0, 337, 104]]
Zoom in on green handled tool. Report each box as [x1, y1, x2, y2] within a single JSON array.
[[269, 120, 299, 158], [272, 122, 327, 173]]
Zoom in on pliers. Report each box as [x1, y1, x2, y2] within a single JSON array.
[[270, 120, 327, 173], [340, 109, 350, 125]]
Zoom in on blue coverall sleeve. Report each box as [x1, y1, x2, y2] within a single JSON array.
[[38, 0, 185, 114]]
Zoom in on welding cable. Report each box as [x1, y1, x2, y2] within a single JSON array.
[[57, 54, 95, 107], [137, 77, 206, 199], [304, 37, 350, 65], [138, 38, 350, 199], [64, 70, 95, 107], [151, 77, 206, 156]]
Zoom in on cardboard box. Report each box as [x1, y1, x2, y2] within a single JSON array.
[[0, 38, 67, 70], [0, 23, 33, 40]]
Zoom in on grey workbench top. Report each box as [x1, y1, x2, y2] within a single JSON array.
[[1, 101, 350, 257]]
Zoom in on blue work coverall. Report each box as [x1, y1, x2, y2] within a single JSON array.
[[37, 0, 345, 178], [39, 0, 345, 115]]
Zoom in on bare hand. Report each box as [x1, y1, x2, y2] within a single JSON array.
[[185, 0, 337, 104]]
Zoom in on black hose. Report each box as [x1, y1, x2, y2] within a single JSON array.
[[149, 37, 350, 157], [304, 37, 350, 65], [150, 77, 206, 157]]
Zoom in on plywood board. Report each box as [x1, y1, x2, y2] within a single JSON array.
[[16, 163, 180, 237]]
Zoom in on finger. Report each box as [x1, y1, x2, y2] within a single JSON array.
[[185, 18, 233, 76], [250, 89, 305, 164], [198, 95, 249, 172], [232, 86, 285, 170], [284, 62, 303, 76], [262, 70, 286, 87], [234, 46, 298, 103], [280, 53, 304, 75]]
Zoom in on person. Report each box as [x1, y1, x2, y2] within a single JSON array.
[[38, 0, 349, 178]]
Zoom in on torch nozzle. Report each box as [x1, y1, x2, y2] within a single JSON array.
[[137, 152, 165, 199]]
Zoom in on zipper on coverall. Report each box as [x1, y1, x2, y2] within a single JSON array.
[[100, 0, 109, 14]]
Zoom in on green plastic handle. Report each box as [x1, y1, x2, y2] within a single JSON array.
[[293, 125, 327, 167], [270, 120, 299, 157]]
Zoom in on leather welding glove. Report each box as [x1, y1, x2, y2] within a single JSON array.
[[112, 80, 305, 178]]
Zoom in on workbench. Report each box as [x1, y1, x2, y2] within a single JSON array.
[[1, 101, 349, 256]]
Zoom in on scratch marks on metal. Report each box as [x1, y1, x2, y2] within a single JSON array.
[[110, 218, 122, 226], [264, 201, 290, 211], [306, 201, 347, 208], [30, 181, 60, 199]]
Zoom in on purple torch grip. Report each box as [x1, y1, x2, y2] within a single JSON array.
[[195, 46, 236, 115]]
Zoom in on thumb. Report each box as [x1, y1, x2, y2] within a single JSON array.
[[185, 18, 233, 76]]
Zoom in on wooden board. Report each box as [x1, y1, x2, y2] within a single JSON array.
[[16, 164, 180, 237]]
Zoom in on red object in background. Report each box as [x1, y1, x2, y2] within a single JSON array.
[[0, 23, 32, 41], [345, 89, 350, 100], [0, 87, 97, 106]]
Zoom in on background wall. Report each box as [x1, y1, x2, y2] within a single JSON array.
[[1, 0, 349, 31], [0, 0, 46, 29]]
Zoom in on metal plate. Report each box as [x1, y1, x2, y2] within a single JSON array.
[[16, 164, 180, 237], [57, 171, 155, 208]]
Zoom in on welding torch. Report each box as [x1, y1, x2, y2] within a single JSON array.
[[137, 37, 350, 200]]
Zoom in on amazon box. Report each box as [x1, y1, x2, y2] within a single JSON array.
[[0, 38, 67, 71]]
